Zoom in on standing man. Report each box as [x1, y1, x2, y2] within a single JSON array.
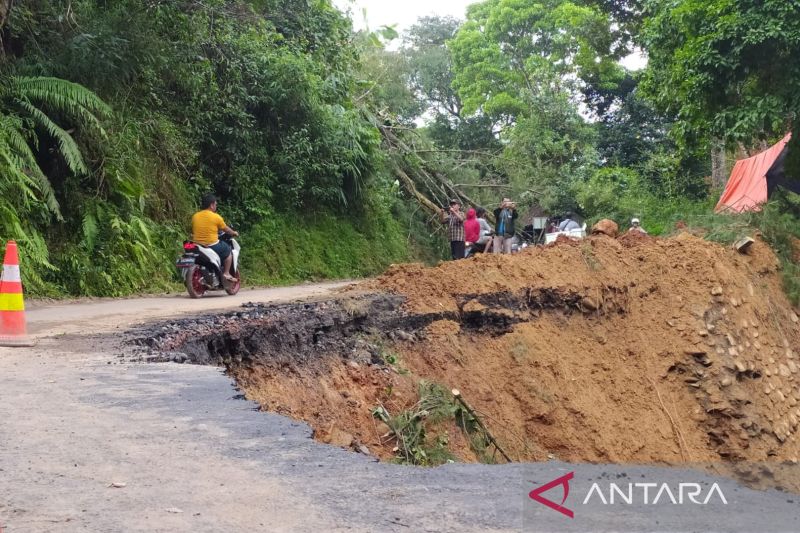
[[192, 193, 239, 281], [441, 199, 466, 260], [558, 212, 580, 231], [493, 198, 518, 254]]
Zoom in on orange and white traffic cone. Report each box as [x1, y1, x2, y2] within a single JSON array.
[[0, 240, 34, 347]]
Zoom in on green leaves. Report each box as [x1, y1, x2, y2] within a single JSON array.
[[12, 77, 112, 133], [450, 0, 624, 121], [0, 76, 109, 221], [641, 0, 800, 144]]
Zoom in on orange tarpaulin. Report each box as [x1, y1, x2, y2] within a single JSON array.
[[715, 133, 791, 213]]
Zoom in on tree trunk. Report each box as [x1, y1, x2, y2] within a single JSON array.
[[393, 166, 442, 217], [0, 0, 13, 31], [710, 138, 727, 189]]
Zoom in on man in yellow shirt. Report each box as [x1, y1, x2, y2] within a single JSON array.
[[191, 194, 239, 281]]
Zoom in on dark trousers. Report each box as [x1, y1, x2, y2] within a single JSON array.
[[450, 240, 465, 260]]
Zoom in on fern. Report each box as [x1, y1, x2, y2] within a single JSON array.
[[11, 77, 112, 134], [82, 212, 99, 251], [14, 99, 89, 175], [0, 75, 110, 293], [3, 118, 63, 218]]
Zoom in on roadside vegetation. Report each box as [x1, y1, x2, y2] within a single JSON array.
[[0, 0, 796, 300]]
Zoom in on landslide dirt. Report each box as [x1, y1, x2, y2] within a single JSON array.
[[138, 232, 800, 476]]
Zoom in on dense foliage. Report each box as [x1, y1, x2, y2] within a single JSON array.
[[0, 0, 797, 298], [1, 0, 415, 295]]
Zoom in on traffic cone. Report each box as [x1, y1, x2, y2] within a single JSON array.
[[0, 240, 34, 346]]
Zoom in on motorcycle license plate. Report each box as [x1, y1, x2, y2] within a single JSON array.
[[176, 257, 195, 268]]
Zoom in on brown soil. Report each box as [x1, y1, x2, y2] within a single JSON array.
[[148, 233, 800, 474], [592, 218, 619, 237], [791, 236, 800, 264], [343, 233, 799, 466]]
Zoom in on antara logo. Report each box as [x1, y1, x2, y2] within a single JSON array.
[[529, 472, 728, 519], [529, 472, 575, 518]]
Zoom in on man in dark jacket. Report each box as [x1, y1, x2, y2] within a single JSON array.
[[493, 198, 518, 254], [441, 199, 466, 260]]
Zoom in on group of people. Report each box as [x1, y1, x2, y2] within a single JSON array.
[[194, 192, 648, 274], [441, 197, 519, 260], [547, 213, 647, 235], [443, 198, 648, 261]]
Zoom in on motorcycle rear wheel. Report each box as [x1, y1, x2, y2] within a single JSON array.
[[225, 271, 241, 295], [185, 265, 207, 298]]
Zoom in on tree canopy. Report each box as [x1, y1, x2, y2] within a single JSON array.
[[0, 0, 797, 297]]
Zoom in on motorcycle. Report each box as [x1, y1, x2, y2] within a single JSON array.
[[175, 232, 241, 298], [465, 229, 494, 258]]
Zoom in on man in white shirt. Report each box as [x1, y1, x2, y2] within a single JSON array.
[[558, 213, 580, 231]]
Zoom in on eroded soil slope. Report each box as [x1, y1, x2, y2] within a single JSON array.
[[140, 232, 800, 471]]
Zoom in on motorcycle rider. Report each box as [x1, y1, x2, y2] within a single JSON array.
[[191, 193, 239, 282]]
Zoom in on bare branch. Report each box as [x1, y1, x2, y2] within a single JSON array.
[[452, 183, 511, 189]]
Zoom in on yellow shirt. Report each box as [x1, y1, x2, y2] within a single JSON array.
[[191, 209, 226, 246]]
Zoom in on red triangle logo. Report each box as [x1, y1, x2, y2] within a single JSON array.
[[529, 471, 575, 518]]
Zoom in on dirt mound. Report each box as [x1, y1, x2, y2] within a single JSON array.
[[359, 234, 800, 465], [591, 218, 619, 237], [618, 229, 655, 246], [144, 233, 800, 474]]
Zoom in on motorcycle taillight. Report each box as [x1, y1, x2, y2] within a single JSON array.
[[183, 242, 197, 251]]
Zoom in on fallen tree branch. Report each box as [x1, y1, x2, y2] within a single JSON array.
[[452, 183, 512, 189], [393, 166, 442, 217], [410, 148, 501, 157], [452, 389, 513, 463]]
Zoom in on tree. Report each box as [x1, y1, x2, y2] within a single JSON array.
[[405, 16, 462, 120], [500, 88, 598, 212], [641, 0, 800, 145], [595, 78, 670, 168], [356, 30, 421, 125], [443, 0, 616, 212], [401, 17, 497, 153], [449, 0, 626, 123]]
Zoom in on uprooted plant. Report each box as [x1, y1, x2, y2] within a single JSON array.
[[372, 381, 511, 466]]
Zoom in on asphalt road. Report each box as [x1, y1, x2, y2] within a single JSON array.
[[2, 285, 799, 532]]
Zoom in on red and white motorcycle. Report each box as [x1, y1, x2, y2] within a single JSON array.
[[175, 233, 241, 298]]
